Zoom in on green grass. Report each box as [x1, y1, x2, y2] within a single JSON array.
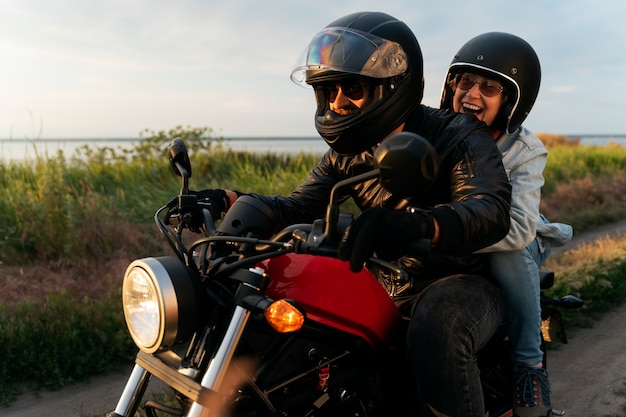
[[2, 128, 625, 267], [539, 141, 626, 233], [0, 126, 321, 267], [541, 142, 626, 191], [544, 234, 626, 327], [0, 289, 135, 405], [1, 126, 626, 407]]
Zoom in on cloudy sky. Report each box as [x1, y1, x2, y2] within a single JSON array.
[[0, 0, 623, 140]]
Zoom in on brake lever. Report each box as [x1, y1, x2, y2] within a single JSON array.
[[200, 206, 216, 235]]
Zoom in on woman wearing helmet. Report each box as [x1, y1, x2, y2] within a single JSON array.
[[441, 32, 572, 417], [199, 12, 513, 416]]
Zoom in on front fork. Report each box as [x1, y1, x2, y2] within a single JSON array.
[[187, 305, 250, 417], [110, 365, 151, 416], [109, 305, 251, 417]]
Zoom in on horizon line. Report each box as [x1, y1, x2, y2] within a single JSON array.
[[2, 133, 626, 141]]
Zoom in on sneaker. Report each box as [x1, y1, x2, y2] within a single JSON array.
[[513, 367, 552, 417]]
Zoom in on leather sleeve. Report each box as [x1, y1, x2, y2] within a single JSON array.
[[246, 151, 345, 233], [432, 131, 512, 255]]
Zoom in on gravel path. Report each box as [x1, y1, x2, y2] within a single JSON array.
[[3, 368, 143, 417], [550, 302, 626, 416]]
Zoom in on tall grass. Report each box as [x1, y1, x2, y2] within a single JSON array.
[[544, 234, 626, 326], [539, 141, 626, 232], [0, 126, 320, 267], [3, 130, 625, 267], [541, 142, 626, 188], [1, 128, 625, 267]]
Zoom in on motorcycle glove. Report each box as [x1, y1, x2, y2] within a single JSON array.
[[338, 207, 435, 273], [192, 189, 242, 219]]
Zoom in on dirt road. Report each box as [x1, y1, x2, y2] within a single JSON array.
[[2, 367, 147, 417], [550, 301, 626, 416], [4, 220, 626, 417], [7, 319, 625, 417], [546, 219, 626, 416]]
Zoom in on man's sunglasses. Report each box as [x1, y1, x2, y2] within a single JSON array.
[[315, 79, 370, 103], [455, 75, 504, 97]]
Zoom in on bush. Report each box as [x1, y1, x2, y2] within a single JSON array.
[[0, 289, 135, 405], [545, 235, 626, 326], [540, 175, 626, 233], [540, 143, 626, 233]]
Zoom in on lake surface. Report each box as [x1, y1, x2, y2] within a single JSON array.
[[1, 135, 625, 161], [0, 137, 328, 161]]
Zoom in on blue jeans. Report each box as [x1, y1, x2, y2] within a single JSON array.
[[488, 238, 550, 367], [407, 274, 506, 417]]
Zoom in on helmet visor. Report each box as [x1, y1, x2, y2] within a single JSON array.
[[291, 27, 408, 86]]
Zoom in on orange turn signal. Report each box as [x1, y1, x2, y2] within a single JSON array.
[[264, 299, 305, 333]]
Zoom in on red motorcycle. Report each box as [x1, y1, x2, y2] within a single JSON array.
[[108, 134, 582, 417]]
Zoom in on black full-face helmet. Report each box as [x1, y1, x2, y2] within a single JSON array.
[[291, 11, 424, 155], [440, 32, 541, 134]]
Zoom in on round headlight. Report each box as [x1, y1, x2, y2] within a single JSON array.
[[122, 257, 200, 353]]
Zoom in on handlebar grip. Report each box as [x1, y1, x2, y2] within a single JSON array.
[[293, 240, 338, 257]]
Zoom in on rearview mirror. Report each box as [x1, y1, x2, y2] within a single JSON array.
[[168, 137, 192, 179], [374, 132, 439, 197]]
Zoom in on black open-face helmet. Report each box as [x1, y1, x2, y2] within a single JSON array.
[[440, 32, 541, 134], [291, 12, 424, 155]]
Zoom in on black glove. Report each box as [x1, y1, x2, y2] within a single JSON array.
[[338, 207, 435, 272], [191, 189, 233, 220]]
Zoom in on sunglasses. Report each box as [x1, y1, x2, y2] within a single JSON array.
[[456, 75, 504, 97], [315, 79, 370, 103]]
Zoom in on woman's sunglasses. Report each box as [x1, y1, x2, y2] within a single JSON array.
[[456, 75, 504, 97]]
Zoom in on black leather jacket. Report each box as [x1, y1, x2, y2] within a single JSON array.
[[251, 106, 511, 276]]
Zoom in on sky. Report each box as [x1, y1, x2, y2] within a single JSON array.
[[0, 0, 624, 140]]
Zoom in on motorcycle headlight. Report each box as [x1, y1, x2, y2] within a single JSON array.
[[122, 257, 200, 353]]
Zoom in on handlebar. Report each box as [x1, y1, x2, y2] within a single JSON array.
[[293, 235, 431, 259]]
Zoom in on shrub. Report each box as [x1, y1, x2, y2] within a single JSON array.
[[545, 235, 626, 326], [0, 289, 135, 405]]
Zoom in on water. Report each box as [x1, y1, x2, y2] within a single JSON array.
[[0, 137, 329, 161], [567, 134, 626, 147], [1, 135, 625, 161]]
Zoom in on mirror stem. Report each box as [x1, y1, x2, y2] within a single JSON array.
[[325, 169, 380, 241]]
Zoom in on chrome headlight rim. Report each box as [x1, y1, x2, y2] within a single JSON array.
[[122, 257, 199, 353]]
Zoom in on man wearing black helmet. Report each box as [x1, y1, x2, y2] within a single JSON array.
[[440, 32, 573, 417], [200, 12, 511, 416]]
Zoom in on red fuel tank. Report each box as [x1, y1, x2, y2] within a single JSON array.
[[262, 254, 403, 348]]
